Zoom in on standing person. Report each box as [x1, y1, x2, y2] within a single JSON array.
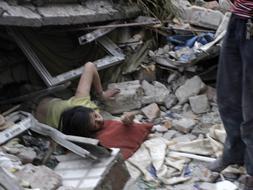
[[208, 0, 253, 189]]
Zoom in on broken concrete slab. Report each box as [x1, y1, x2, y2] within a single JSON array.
[[189, 95, 210, 114], [104, 80, 143, 114], [166, 0, 224, 30], [0, 0, 140, 26], [172, 117, 197, 134], [141, 103, 160, 122], [187, 6, 224, 30], [142, 80, 171, 105], [15, 163, 62, 190], [141, 96, 156, 106], [175, 76, 206, 104]]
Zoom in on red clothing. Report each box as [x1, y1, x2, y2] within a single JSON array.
[[95, 120, 152, 160], [232, 0, 253, 18]]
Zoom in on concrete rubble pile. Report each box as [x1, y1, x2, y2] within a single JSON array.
[[0, 0, 247, 190], [104, 74, 245, 189]]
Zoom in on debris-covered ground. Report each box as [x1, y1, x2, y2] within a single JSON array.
[[0, 0, 247, 190]]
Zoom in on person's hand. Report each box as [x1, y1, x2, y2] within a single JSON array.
[[121, 112, 135, 126]]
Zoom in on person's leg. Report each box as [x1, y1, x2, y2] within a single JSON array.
[[75, 62, 120, 99], [241, 19, 253, 178], [209, 15, 245, 172]]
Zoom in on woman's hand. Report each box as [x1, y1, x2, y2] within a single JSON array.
[[120, 111, 141, 126]]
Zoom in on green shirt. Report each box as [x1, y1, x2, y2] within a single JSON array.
[[46, 96, 98, 129]]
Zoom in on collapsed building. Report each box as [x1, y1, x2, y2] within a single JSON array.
[[0, 0, 245, 190]]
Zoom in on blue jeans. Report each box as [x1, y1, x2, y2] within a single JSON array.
[[217, 14, 253, 175]]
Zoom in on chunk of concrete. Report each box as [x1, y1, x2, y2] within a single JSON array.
[[189, 95, 210, 114], [141, 96, 156, 105], [142, 80, 171, 104], [104, 80, 143, 114], [205, 86, 217, 103], [172, 118, 196, 133], [17, 147, 37, 164], [164, 94, 178, 109], [172, 134, 197, 143], [141, 103, 160, 121], [175, 76, 206, 104], [153, 124, 169, 133], [165, 0, 191, 20], [15, 164, 62, 190], [163, 130, 180, 140], [188, 6, 224, 30]]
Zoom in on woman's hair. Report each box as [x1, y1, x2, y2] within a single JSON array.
[[59, 106, 94, 137]]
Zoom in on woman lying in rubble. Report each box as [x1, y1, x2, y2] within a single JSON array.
[[35, 62, 152, 159]]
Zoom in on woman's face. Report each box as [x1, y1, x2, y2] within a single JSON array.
[[89, 111, 104, 131]]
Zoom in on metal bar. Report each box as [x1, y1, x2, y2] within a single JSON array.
[[78, 22, 118, 45], [97, 36, 124, 56], [80, 20, 162, 31], [95, 55, 125, 70], [169, 151, 216, 162], [53, 55, 125, 83], [65, 135, 98, 145], [7, 28, 55, 87], [32, 121, 97, 160]]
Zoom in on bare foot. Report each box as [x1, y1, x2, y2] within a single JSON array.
[[101, 88, 120, 101]]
